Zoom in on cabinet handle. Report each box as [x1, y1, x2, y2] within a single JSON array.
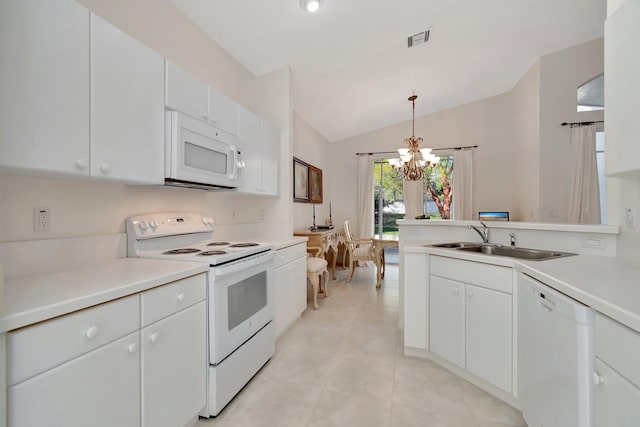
[[86, 325, 99, 339], [149, 332, 160, 343], [177, 292, 186, 302], [592, 372, 605, 385], [128, 342, 138, 353], [453, 287, 460, 294], [202, 112, 208, 120], [466, 290, 473, 298], [100, 162, 111, 173], [76, 159, 88, 170], [210, 115, 217, 123]]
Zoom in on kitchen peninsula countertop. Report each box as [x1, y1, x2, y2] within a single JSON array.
[[406, 244, 640, 333], [0, 258, 208, 333]]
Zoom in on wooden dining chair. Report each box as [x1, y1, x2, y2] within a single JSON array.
[[343, 220, 375, 281]]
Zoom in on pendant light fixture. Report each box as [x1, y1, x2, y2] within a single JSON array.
[[388, 94, 440, 181], [300, 0, 323, 13]]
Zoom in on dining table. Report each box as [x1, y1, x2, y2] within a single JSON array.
[[372, 234, 399, 288]]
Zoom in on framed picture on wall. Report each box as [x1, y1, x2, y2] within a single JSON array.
[[293, 157, 309, 202], [309, 166, 323, 203]]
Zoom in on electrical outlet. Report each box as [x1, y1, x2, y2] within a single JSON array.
[[627, 208, 636, 228], [34, 207, 51, 232]]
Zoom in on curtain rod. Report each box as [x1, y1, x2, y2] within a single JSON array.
[[561, 120, 604, 127], [356, 144, 478, 156]]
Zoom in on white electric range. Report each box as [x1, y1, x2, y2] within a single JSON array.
[[126, 212, 275, 417]]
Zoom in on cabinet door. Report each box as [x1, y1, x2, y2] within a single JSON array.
[[90, 14, 165, 184], [261, 120, 280, 196], [465, 284, 512, 393], [429, 276, 465, 369], [604, 0, 640, 177], [595, 358, 640, 427], [9, 332, 140, 427], [165, 60, 209, 122], [0, 0, 90, 175], [208, 88, 238, 136], [142, 301, 207, 427], [237, 106, 263, 194]]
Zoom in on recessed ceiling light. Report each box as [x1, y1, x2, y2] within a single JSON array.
[[300, 0, 323, 13]]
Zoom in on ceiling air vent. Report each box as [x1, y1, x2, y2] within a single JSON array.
[[407, 29, 430, 48]]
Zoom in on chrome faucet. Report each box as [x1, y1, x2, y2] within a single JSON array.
[[469, 222, 489, 243], [509, 233, 516, 249]]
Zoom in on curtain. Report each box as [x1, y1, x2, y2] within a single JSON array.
[[453, 148, 473, 220], [357, 155, 374, 237], [568, 124, 601, 224], [403, 179, 424, 220]]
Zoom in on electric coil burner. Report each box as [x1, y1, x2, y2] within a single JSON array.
[[126, 212, 275, 418], [198, 250, 227, 256], [162, 248, 201, 255]]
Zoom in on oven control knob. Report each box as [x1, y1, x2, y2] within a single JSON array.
[[149, 219, 158, 229], [203, 217, 214, 226], [138, 220, 149, 231]]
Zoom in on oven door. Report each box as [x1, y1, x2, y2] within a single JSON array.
[[209, 252, 274, 364], [166, 111, 241, 188]]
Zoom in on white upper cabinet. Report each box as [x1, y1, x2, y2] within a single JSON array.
[[605, 0, 640, 178], [0, 0, 90, 175], [208, 89, 238, 136], [237, 106, 280, 196], [261, 120, 280, 195], [237, 106, 263, 194], [165, 61, 209, 123], [165, 60, 238, 136], [91, 14, 165, 184]]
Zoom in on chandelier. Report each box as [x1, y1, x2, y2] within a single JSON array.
[[388, 94, 440, 181]]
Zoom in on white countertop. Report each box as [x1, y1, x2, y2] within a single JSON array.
[[407, 244, 640, 333], [265, 236, 308, 250], [0, 258, 209, 333], [399, 219, 619, 234]]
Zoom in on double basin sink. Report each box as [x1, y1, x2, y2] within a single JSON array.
[[428, 242, 576, 261]]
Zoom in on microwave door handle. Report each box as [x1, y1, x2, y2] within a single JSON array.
[[229, 145, 237, 179]]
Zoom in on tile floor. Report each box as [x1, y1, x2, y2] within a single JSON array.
[[196, 256, 527, 427]]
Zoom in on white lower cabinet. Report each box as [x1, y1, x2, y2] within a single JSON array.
[[142, 302, 207, 427], [273, 243, 307, 337], [9, 332, 141, 427], [594, 313, 640, 426], [6, 273, 207, 427], [429, 256, 512, 393]]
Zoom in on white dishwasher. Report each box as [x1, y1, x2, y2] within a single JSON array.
[[518, 272, 595, 427]]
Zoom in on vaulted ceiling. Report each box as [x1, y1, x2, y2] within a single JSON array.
[[171, 0, 606, 142]]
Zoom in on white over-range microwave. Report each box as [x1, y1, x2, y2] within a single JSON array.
[[165, 111, 243, 190]]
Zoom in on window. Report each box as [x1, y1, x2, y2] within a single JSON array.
[[373, 155, 455, 234]]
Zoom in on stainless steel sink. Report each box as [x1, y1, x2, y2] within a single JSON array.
[[456, 244, 576, 261], [428, 242, 480, 248]]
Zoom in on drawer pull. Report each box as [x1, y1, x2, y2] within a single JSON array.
[[466, 290, 474, 298], [177, 293, 186, 302], [86, 326, 99, 339], [592, 372, 605, 385], [128, 342, 138, 353], [149, 332, 160, 343], [453, 287, 460, 295]]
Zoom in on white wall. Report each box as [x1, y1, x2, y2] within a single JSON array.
[[328, 93, 515, 233], [0, 0, 293, 243], [538, 38, 604, 223], [511, 60, 541, 221], [292, 112, 332, 231]]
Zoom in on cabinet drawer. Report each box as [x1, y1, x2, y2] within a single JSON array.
[[430, 256, 512, 293], [7, 294, 139, 386], [596, 313, 640, 388], [595, 358, 640, 427], [141, 273, 206, 326], [274, 243, 307, 269]]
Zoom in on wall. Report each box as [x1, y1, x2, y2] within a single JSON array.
[[538, 38, 604, 223], [292, 112, 332, 231], [328, 93, 515, 234], [0, 0, 293, 243], [511, 60, 541, 222]]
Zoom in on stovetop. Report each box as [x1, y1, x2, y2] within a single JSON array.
[[126, 212, 273, 266]]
